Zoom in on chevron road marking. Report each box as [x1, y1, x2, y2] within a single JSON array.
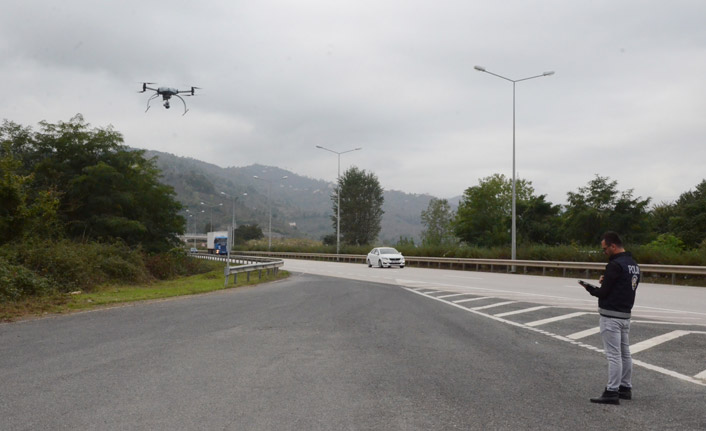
[[403, 287, 706, 387], [567, 326, 601, 340], [453, 296, 492, 304], [471, 301, 517, 311], [494, 306, 551, 317], [437, 293, 474, 299], [525, 312, 593, 327], [631, 330, 706, 354]]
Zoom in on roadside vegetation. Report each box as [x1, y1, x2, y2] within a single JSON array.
[[1, 116, 289, 317], [0, 260, 288, 322]]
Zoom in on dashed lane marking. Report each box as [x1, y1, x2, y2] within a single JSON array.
[[494, 306, 551, 317], [567, 326, 601, 340], [525, 312, 593, 327], [471, 301, 517, 311]]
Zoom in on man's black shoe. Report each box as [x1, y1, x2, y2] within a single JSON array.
[[590, 388, 620, 405], [618, 386, 632, 400]]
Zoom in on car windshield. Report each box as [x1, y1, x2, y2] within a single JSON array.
[[379, 248, 399, 255]]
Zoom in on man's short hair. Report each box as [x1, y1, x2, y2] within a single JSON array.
[[602, 231, 623, 247]]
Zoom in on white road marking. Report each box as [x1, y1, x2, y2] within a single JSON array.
[[631, 330, 706, 354], [405, 287, 706, 387], [567, 326, 601, 340], [453, 296, 491, 304], [494, 306, 550, 317], [437, 293, 474, 299], [526, 312, 593, 327], [632, 359, 706, 386], [471, 301, 517, 311], [694, 369, 706, 380]]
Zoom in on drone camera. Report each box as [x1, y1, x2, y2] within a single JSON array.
[[164, 101, 170, 109]]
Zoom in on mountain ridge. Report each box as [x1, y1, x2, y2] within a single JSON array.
[[143, 149, 458, 243]]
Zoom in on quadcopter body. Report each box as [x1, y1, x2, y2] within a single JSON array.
[[139, 83, 200, 115]]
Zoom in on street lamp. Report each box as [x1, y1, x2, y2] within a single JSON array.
[[200, 201, 223, 232], [474, 65, 554, 271], [253, 175, 288, 250], [315, 145, 362, 258], [220, 191, 248, 261]]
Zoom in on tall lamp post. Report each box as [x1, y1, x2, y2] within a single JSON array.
[[315, 145, 362, 258], [253, 175, 288, 250], [220, 191, 248, 261], [200, 201, 223, 232], [474, 65, 554, 271]]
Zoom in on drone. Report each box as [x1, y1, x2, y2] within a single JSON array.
[[138, 82, 200, 115]]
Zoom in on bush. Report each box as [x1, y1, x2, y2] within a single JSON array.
[[0, 257, 52, 301], [144, 248, 212, 280]]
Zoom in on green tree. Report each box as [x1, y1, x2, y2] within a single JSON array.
[[516, 194, 562, 244], [562, 175, 651, 245], [668, 180, 706, 248], [233, 224, 264, 244], [0, 115, 184, 252], [420, 198, 455, 246], [332, 166, 384, 245], [453, 174, 534, 247], [0, 144, 61, 243]]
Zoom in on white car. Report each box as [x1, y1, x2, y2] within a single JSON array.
[[367, 247, 405, 268]]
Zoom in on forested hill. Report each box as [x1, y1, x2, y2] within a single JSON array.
[[143, 150, 440, 243]]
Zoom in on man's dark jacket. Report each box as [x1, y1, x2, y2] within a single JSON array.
[[585, 251, 640, 319]]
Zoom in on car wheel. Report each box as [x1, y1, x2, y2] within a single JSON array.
[[400, 265, 404, 269], [367, 259, 372, 268], [378, 259, 383, 268]]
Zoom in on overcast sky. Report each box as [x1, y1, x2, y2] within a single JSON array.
[[2, 1, 705, 205]]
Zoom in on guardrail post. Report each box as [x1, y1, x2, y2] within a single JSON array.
[[672, 273, 676, 285]]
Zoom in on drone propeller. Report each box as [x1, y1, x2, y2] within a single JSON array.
[[138, 82, 158, 93]]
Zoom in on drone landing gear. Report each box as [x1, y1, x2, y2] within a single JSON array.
[[145, 93, 159, 113], [174, 94, 189, 116]]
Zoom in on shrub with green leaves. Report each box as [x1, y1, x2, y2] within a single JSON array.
[[0, 257, 52, 301]]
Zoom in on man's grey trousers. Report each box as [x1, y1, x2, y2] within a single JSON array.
[[599, 315, 633, 391]]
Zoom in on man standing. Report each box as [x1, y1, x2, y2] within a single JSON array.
[[580, 231, 640, 405]]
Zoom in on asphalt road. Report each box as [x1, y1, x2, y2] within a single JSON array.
[[1, 270, 704, 430]]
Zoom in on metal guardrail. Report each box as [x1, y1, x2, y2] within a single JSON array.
[[191, 253, 284, 286], [232, 251, 706, 284]]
